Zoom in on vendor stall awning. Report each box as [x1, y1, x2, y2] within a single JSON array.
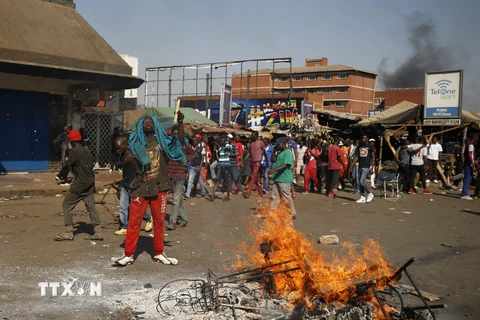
[[0, 0, 143, 90], [356, 101, 420, 127], [462, 110, 480, 130], [125, 107, 218, 132], [311, 109, 365, 122]]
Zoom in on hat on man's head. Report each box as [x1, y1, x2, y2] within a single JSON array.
[[227, 134, 233, 139], [339, 141, 344, 146], [67, 130, 82, 142], [275, 137, 287, 146], [194, 134, 202, 139], [369, 138, 375, 142]]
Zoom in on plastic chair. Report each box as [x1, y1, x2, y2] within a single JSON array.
[[383, 173, 401, 200]]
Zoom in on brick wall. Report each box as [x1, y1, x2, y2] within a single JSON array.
[[375, 88, 424, 109]]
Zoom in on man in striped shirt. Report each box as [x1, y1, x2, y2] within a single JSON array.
[[208, 136, 232, 202]]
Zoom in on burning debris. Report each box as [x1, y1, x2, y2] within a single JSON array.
[[156, 205, 444, 319]]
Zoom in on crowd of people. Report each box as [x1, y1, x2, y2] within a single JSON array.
[[53, 113, 480, 266]]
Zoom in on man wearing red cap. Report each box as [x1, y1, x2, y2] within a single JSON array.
[[55, 130, 103, 241]]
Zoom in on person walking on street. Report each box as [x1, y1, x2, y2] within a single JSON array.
[[262, 138, 275, 192], [242, 132, 266, 199], [229, 137, 243, 195], [114, 114, 186, 266], [408, 136, 432, 195], [185, 134, 205, 199], [110, 127, 122, 172], [303, 141, 320, 194], [269, 138, 297, 219], [351, 135, 375, 203], [326, 137, 344, 198], [426, 136, 443, 184], [54, 130, 103, 241], [55, 125, 72, 184], [461, 133, 479, 200], [113, 137, 153, 236], [208, 136, 233, 202], [166, 128, 197, 230]]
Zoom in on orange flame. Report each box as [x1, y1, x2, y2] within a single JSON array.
[[232, 204, 397, 317]]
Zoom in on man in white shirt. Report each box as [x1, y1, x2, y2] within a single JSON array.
[[426, 136, 443, 184], [408, 136, 432, 195], [296, 142, 308, 176]]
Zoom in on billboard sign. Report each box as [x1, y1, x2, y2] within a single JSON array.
[[424, 70, 463, 122], [219, 84, 232, 126], [181, 98, 302, 129]]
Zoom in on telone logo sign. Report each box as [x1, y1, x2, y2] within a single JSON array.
[[38, 281, 102, 296], [430, 79, 456, 100], [424, 70, 462, 119]]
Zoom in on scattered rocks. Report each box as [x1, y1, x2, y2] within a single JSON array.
[[317, 235, 339, 245]]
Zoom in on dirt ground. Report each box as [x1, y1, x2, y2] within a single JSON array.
[[0, 181, 479, 320]]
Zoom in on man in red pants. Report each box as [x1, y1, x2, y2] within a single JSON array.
[[303, 142, 320, 194], [242, 131, 266, 199], [114, 112, 186, 266]]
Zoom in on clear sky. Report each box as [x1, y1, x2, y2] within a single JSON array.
[[77, 0, 480, 112]]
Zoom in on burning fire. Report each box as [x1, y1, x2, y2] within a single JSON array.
[[233, 204, 398, 317]]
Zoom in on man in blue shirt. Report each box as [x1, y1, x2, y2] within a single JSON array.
[[262, 138, 275, 191], [185, 134, 205, 199]]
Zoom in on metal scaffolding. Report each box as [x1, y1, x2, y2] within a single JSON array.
[[144, 57, 293, 126]]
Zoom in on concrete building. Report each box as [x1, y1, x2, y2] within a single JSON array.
[[231, 57, 378, 115], [0, 0, 143, 172]]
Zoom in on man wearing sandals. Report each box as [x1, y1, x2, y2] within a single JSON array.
[[114, 113, 186, 266], [55, 130, 103, 241]]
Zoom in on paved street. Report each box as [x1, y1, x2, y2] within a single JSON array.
[[0, 187, 479, 319]]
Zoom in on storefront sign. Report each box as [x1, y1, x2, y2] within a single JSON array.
[[423, 119, 461, 125], [367, 110, 383, 118], [424, 70, 463, 119]]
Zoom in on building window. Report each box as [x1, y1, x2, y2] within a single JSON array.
[[278, 77, 289, 82], [322, 73, 332, 80], [322, 88, 332, 93], [307, 88, 317, 93], [293, 76, 302, 81], [374, 98, 382, 105], [323, 101, 332, 107], [336, 87, 348, 93], [293, 89, 304, 94], [336, 101, 347, 107], [337, 73, 348, 79], [307, 75, 317, 81]]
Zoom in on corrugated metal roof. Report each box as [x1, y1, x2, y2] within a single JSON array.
[[462, 110, 480, 129], [356, 101, 419, 126], [311, 109, 365, 121], [125, 107, 218, 132], [274, 64, 379, 76]]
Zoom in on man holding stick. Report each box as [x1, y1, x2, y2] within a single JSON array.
[[114, 111, 186, 266]]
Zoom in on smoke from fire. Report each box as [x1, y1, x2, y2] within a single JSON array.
[[379, 12, 453, 88]]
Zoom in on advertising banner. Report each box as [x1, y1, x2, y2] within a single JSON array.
[[182, 97, 302, 130], [219, 84, 232, 126], [72, 88, 105, 108], [424, 70, 463, 122]]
